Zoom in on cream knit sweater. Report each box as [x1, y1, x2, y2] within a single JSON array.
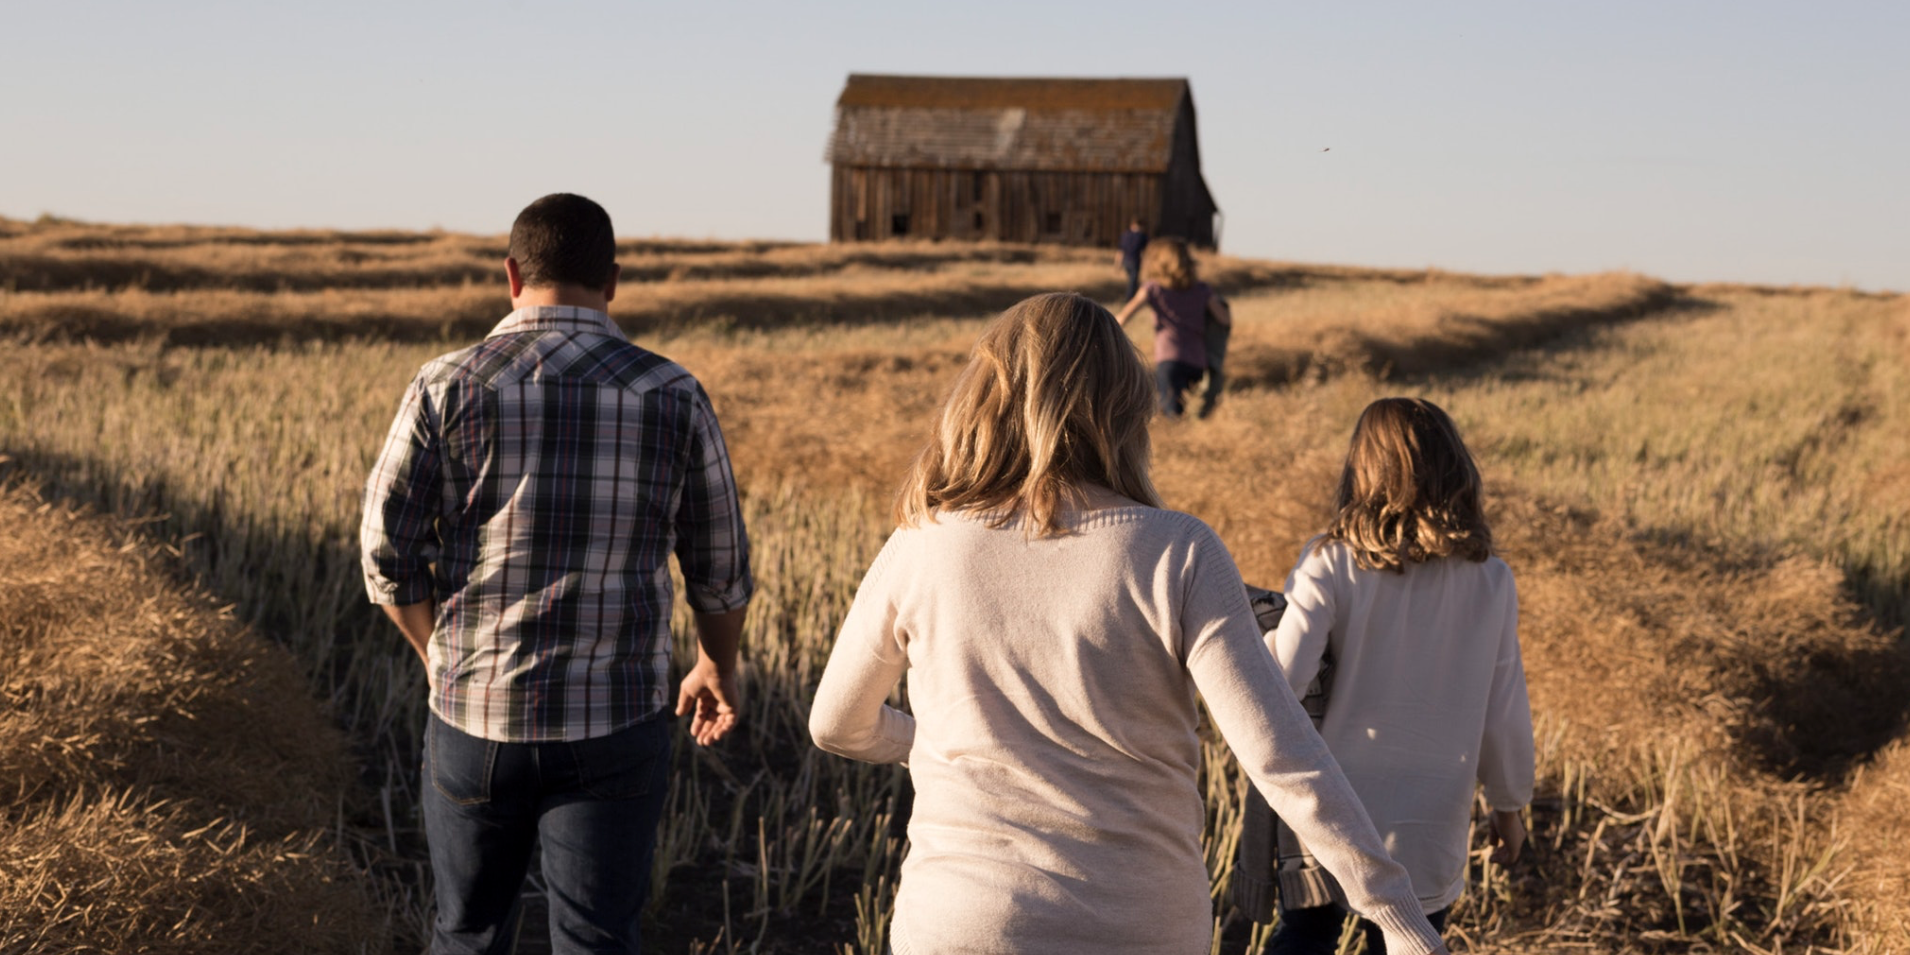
[[1272, 540, 1534, 912], [810, 506, 1445, 955]]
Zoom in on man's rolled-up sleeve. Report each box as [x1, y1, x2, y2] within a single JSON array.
[[361, 375, 443, 606], [674, 386, 753, 613]]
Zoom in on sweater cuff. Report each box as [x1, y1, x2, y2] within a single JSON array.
[[1367, 904, 1446, 955]]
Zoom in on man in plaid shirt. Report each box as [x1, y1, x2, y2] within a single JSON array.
[[361, 193, 752, 953]]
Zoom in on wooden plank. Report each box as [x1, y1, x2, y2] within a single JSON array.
[[851, 167, 869, 241], [874, 169, 890, 240], [829, 166, 841, 241], [1002, 172, 1021, 242], [834, 167, 846, 242], [986, 171, 1000, 241], [927, 169, 940, 238]]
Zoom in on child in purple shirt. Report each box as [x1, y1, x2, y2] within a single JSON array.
[[1113, 236, 1232, 419]]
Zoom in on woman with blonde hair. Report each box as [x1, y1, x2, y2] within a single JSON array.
[[1113, 235, 1231, 419], [1261, 397, 1534, 954], [809, 293, 1447, 955]]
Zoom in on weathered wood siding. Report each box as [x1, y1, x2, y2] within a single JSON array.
[[832, 167, 1164, 246]]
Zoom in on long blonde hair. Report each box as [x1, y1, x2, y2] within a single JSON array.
[[1320, 397, 1492, 572], [1141, 236, 1197, 291], [896, 292, 1162, 535]]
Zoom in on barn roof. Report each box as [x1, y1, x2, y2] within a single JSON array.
[[827, 74, 1191, 173]]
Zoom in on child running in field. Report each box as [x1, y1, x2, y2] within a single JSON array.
[[1259, 397, 1535, 954], [1113, 236, 1231, 419]]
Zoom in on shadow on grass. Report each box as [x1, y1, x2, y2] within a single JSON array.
[[1636, 531, 1910, 785], [1739, 637, 1910, 783]]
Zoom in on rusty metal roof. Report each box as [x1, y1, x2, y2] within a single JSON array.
[[827, 75, 1190, 173]]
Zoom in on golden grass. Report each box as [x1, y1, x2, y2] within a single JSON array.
[[0, 483, 387, 954], [1452, 290, 1910, 618], [648, 272, 1679, 514], [1, 223, 1903, 952], [1221, 271, 1678, 387], [1839, 737, 1910, 950]]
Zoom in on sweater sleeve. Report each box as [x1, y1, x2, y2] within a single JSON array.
[[1476, 573, 1535, 811], [1270, 542, 1335, 698], [1181, 528, 1445, 955], [809, 537, 916, 765]]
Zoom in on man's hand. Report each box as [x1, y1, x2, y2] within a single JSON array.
[[676, 655, 739, 746], [676, 606, 746, 746], [1488, 808, 1527, 866]]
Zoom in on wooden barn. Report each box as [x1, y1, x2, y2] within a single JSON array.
[[825, 74, 1221, 249]]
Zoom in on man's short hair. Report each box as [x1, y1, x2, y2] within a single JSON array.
[[509, 193, 616, 289]]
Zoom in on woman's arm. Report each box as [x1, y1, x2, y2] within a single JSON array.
[[809, 562, 915, 764], [1112, 287, 1149, 328], [1184, 537, 1447, 954]]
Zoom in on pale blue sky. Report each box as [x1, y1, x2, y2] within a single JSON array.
[[6, 1, 1905, 289]]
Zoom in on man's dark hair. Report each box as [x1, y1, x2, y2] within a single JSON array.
[[509, 193, 616, 289]]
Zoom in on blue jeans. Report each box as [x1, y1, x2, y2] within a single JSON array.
[[1267, 903, 1448, 955], [423, 712, 673, 955], [1155, 360, 1206, 418]]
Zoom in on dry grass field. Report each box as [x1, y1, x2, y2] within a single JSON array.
[[0, 483, 386, 953], [1, 215, 1904, 953]]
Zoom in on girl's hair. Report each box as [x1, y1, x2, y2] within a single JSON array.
[[896, 292, 1162, 535], [1141, 236, 1197, 291], [1320, 397, 1492, 572]]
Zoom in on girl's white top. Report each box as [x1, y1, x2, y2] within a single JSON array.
[[809, 507, 1446, 955], [1272, 539, 1535, 912]]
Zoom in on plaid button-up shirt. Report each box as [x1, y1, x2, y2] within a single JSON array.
[[361, 306, 753, 742]]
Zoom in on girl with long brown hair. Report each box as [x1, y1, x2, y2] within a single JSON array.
[[809, 294, 1447, 955], [1262, 397, 1534, 954]]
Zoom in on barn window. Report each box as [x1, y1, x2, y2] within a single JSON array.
[[891, 213, 911, 236], [973, 211, 985, 231], [1044, 212, 1063, 234], [972, 172, 986, 201]]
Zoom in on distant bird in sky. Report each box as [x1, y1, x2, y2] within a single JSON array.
[[1322, 147, 1331, 152]]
